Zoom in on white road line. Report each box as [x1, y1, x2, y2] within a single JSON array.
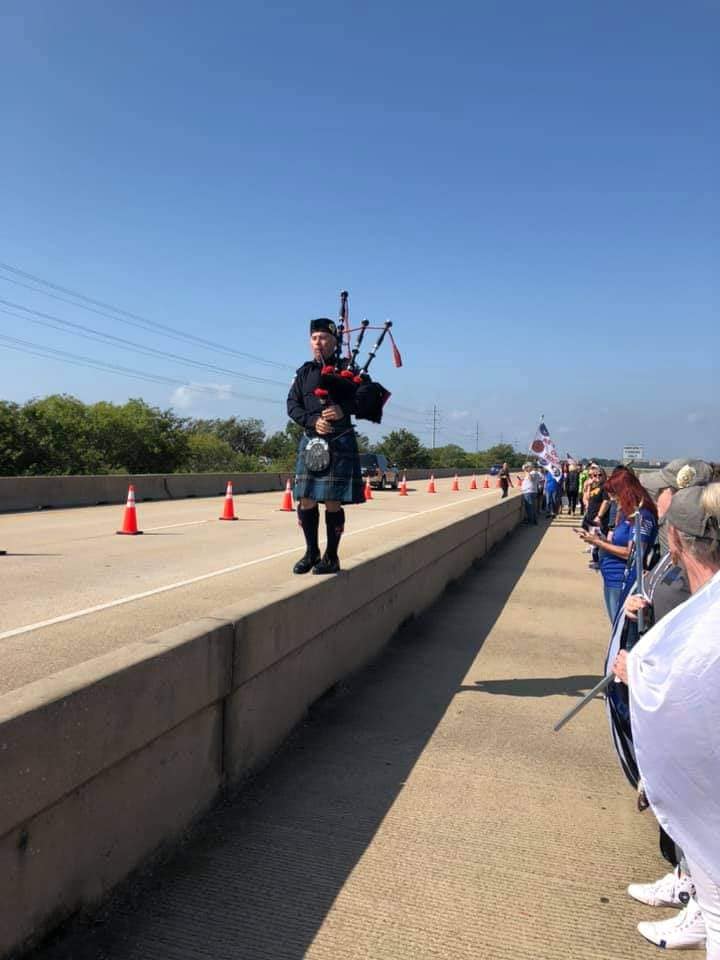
[[144, 520, 210, 531], [0, 491, 501, 641]]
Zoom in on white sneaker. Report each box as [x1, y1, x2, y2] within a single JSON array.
[[637, 900, 706, 950], [628, 867, 696, 907]]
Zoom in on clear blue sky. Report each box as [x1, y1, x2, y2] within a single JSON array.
[[1, 0, 718, 459]]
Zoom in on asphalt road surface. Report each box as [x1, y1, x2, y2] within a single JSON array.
[[0, 478, 509, 694]]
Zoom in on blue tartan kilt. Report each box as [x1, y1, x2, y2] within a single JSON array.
[[294, 430, 365, 504]]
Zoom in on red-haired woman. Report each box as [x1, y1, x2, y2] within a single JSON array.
[[579, 471, 658, 622]]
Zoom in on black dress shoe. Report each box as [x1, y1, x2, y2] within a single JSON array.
[[293, 551, 320, 574], [312, 554, 340, 575]]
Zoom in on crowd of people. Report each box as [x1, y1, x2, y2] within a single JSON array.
[[520, 455, 720, 956], [516, 459, 609, 529]]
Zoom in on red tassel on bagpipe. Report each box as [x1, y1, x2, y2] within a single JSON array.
[[344, 324, 403, 370], [388, 331, 403, 368]]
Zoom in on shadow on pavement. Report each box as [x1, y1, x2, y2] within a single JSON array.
[[461, 675, 602, 698], [0, 552, 64, 557], [34, 521, 549, 960]]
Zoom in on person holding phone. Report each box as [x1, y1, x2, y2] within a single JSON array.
[[579, 471, 657, 621]]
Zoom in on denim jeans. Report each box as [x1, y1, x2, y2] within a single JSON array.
[[522, 493, 537, 524], [603, 583, 622, 623]]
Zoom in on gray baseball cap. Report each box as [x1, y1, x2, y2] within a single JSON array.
[[665, 484, 720, 542], [643, 458, 714, 497]]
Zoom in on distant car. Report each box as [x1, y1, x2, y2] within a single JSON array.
[[489, 464, 502, 476], [359, 453, 400, 490]]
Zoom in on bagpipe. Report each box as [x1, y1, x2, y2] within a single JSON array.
[[314, 291, 402, 424]]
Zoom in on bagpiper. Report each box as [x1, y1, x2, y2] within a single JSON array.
[[287, 292, 400, 575]]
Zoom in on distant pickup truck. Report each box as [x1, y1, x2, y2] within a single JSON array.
[[359, 454, 400, 490]]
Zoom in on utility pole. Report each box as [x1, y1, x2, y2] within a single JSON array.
[[432, 405, 438, 450], [475, 422, 480, 453]]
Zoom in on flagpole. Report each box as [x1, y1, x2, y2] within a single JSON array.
[[553, 673, 616, 731]]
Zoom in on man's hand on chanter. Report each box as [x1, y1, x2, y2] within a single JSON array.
[[321, 404, 343, 421]]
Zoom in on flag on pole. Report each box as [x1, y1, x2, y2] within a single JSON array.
[[529, 420, 563, 479]]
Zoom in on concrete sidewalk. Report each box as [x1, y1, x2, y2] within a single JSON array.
[[32, 519, 665, 960]]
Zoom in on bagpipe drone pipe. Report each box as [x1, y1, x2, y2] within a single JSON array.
[[313, 291, 403, 424]]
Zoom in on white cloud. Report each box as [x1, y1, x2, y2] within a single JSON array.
[[448, 409, 471, 420], [687, 411, 705, 425], [170, 382, 233, 410]]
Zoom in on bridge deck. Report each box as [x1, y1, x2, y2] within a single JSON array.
[[0, 478, 500, 694], [31, 518, 663, 960]]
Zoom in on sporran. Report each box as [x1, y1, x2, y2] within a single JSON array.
[[304, 437, 331, 473]]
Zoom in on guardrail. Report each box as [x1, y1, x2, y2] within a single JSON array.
[[0, 494, 522, 958], [0, 469, 492, 513]]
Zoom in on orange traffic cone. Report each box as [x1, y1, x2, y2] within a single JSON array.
[[483, 476, 490, 489], [496, 477, 501, 488], [399, 474, 408, 496], [451, 474, 460, 492], [117, 484, 142, 535], [279, 479, 294, 512], [470, 475, 478, 490], [364, 477, 373, 500], [427, 474, 436, 494], [219, 481, 238, 520]]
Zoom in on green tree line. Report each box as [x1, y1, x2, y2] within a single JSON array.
[[0, 395, 525, 476]]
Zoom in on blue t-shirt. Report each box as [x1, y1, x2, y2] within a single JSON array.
[[632, 507, 659, 564], [601, 507, 658, 590], [600, 518, 633, 589], [545, 473, 558, 495], [601, 507, 658, 606]]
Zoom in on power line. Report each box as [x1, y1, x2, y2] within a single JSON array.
[[0, 261, 443, 421], [0, 263, 293, 371], [0, 260, 481, 431], [1, 329, 482, 443], [0, 299, 288, 388], [0, 334, 283, 406]]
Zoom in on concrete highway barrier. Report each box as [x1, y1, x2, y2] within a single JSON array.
[[0, 469, 490, 513], [0, 494, 521, 958]]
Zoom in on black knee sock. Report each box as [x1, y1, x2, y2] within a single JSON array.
[[298, 505, 320, 556], [325, 508, 345, 560]]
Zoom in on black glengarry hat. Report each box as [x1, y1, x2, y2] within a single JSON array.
[[310, 318, 338, 337]]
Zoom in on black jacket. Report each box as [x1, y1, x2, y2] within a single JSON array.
[[565, 471, 580, 493], [287, 360, 357, 436]]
